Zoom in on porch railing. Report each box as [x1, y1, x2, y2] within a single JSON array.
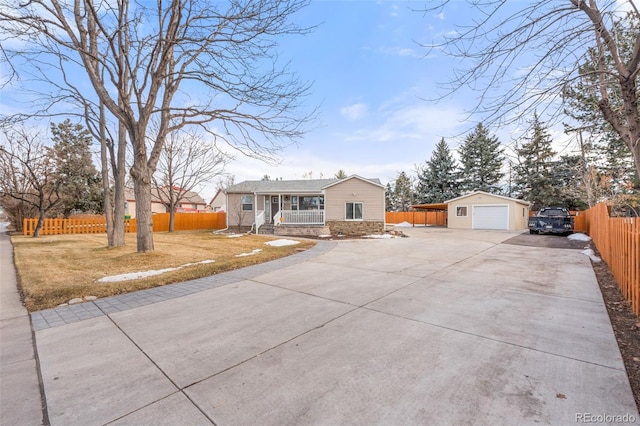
[[273, 210, 283, 225], [255, 210, 265, 233], [277, 209, 324, 225]]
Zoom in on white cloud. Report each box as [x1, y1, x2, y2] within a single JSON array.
[[342, 102, 466, 145], [340, 103, 369, 121], [380, 46, 419, 57]]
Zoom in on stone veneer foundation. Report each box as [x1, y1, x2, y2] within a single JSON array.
[[326, 220, 385, 236], [274, 225, 331, 237]]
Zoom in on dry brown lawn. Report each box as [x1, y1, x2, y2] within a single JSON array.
[[11, 231, 315, 312]]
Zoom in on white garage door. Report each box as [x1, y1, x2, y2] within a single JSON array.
[[473, 205, 508, 230]]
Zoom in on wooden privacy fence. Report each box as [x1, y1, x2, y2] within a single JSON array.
[[386, 211, 447, 226], [147, 212, 227, 232], [23, 212, 227, 236], [579, 203, 640, 315]]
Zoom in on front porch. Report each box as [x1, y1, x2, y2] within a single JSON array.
[[254, 193, 325, 233]]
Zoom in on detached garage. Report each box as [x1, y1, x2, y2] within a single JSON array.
[[445, 191, 530, 231]]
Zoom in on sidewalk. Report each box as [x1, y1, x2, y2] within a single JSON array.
[[0, 226, 46, 425]]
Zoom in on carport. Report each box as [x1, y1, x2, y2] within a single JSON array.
[[445, 191, 530, 231]]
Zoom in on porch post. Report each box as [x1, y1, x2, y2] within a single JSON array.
[[254, 193, 258, 225]]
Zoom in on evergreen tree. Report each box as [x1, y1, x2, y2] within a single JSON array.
[[393, 171, 414, 211], [416, 138, 459, 203], [458, 123, 505, 193], [549, 155, 590, 210], [513, 114, 558, 210], [50, 120, 103, 216], [335, 169, 347, 179], [385, 182, 395, 212]]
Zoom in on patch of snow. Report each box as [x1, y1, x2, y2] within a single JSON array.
[[318, 234, 332, 238], [568, 233, 591, 242], [236, 249, 263, 257], [97, 259, 215, 283], [581, 248, 602, 263], [226, 234, 244, 238], [363, 234, 393, 239], [393, 221, 413, 227], [265, 239, 300, 247]]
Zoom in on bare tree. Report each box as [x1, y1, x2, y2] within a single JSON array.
[[0, 128, 61, 236], [152, 129, 229, 232], [1, 0, 314, 252], [423, 1, 640, 177]]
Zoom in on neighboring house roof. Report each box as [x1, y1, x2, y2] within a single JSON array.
[[124, 187, 206, 205], [225, 175, 383, 193], [168, 189, 207, 205], [444, 191, 530, 206]]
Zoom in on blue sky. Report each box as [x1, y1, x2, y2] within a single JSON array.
[[223, 0, 473, 194], [1, 1, 598, 202]]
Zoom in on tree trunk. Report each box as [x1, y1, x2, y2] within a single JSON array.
[[99, 102, 115, 246], [131, 160, 154, 252], [169, 206, 175, 232], [33, 210, 45, 238], [111, 123, 127, 247]]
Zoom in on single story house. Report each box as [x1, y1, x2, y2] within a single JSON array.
[[124, 187, 208, 218], [224, 175, 386, 236], [445, 191, 530, 231]]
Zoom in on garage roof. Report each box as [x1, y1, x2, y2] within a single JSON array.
[[444, 191, 530, 206]]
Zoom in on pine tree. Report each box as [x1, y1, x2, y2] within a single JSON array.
[[393, 171, 414, 211], [458, 123, 505, 193], [416, 138, 459, 203], [513, 114, 557, 210], [385, 182, 395, 212], [50, 120, 103, 216]]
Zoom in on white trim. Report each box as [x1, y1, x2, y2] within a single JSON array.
[[345, 201, 364, 221], [445, 190, 530, 206], [456, 205, 468, 217], [322, 174, 385, 190]]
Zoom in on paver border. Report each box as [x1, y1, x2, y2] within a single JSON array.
[[31, 240, 337, 331]]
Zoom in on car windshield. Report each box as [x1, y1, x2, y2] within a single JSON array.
[[541, 208, 566, 216]]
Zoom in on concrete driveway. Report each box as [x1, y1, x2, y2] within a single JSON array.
[[31, 228, 639, 425]]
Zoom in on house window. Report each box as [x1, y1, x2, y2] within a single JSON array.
[[291, 196, 298, 210], [299, 195, 323, 210], [346, 202, 363, 220], [456, 206, 467, 217], [241, 195, 253, 211]]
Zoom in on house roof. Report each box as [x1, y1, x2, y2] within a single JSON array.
[[225, 175, 383, 193], [444, 191, 530, 206], [321, 175, 385, 189], [124, 187, 206, 205]]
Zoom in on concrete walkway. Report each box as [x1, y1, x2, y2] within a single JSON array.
[[0, 228, 46, 425], [4, 227, 640, 425]]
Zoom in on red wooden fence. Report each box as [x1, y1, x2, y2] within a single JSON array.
[[23, 212, 227, 236]]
